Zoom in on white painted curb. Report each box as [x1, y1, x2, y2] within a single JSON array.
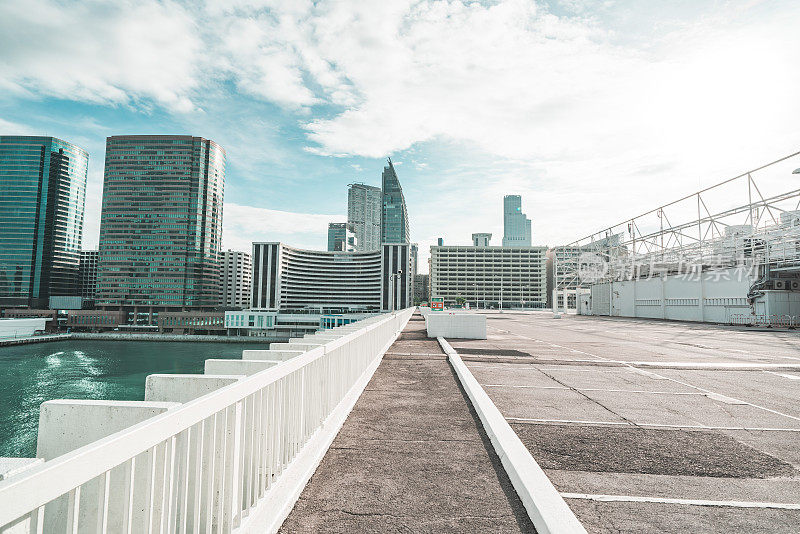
[[439, 337, 587, 534]]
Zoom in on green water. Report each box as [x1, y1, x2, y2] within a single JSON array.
[[0, 340, 271, 458]]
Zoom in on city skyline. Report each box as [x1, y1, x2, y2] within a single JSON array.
[[1, 1, 798, 273]]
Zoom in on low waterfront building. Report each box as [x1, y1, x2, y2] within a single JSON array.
[[430, 241, 547, 308], [0, 318, 51, 338], [250, 242, 411, 312], [1, 309, 58, 332], [158, 311, 225, 335], [65, 310, 127, 331], [219, 250, 252, 308]]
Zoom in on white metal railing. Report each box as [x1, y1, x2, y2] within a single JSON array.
[[0, 308, 413, 533]]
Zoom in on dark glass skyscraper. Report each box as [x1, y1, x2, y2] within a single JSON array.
[[96, 136, 225, 320], [381, 158, 410, 244], [0, 136, 88, 308]]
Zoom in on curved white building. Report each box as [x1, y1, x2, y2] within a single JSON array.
[[251, 243, 410, 312]]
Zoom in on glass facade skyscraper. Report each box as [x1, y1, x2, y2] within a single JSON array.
[[0, 136, 88, 308], [96, 135, 225, 318], [380, 158, 410, 244], [347, 183, 381, 251], [502, 194, 532, 246]]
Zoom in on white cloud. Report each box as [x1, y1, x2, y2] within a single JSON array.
[[3, 0, 800, 262], [222, 203, 344, 252], [0, 1, 202, 112]]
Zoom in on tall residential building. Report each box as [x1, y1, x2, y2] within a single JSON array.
[[381, 158, 410, 244], [430, 240, 547, 308], [79, 250, 99, 300], [0, 136, 88, 308], [327, 222, 357, 252], [220, 249, 252, 308], [96, 135, 225, 323], [347, 183, 382, 251], [502, 195, 532, 246]]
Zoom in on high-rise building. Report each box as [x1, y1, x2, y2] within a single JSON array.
[[347, 183, 382, 251], [96, 135, 225, 323], [502, 195, 532, 246], [79, 250, 99, 300], [0, 136, 88, 308], [219, 250, 252, 308], [327, 222, 357, 252], [381, 158, 410, 244], [472, 233, 492, 247]]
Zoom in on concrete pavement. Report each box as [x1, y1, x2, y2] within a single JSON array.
[[449, 311, 800, 533], [280, 314, 535, 533]]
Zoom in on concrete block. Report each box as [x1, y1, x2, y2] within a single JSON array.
[[204, 359, 279, 376], [426, 313, 487, 339], [144, 374, 242, 403], [242, 349, 303, 361], [269, 342, 322, 352], [0, 457, 42, 482], [36, 400, 178, 534]]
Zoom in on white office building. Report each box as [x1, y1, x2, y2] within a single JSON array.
[[347, 183, 382, 251], [219, 250, 252, 308], [250, 242, 411, 312], [430, 242, 547, 308]]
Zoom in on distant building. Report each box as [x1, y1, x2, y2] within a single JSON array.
[[502, 195, 532, 247], [96, 135, 225, 325], [347, 183, 382, 251], [250, 242, 411, 312], [381, 158, 410, 244], [430, 243, 547, 308], [472, 233, 492, 247], [220, 250, 252, 308], [414, 274, 429, 304], [158, 311, 225, 335], [79, 250, 99, 300], [327, 223, 357, 252], [0, 136, 88, 308], [437, 237, 444, 246]]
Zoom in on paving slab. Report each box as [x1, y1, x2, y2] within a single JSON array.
[[280, 314, 534, 533]]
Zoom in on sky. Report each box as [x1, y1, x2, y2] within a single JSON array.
[[1, 0, 799, 273]]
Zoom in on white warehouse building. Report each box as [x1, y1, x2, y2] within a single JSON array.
[[430, 243, 548, 309]]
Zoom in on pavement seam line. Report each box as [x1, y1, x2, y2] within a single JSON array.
[[438, 337, 588, 534], [560, 493, 800, 510]]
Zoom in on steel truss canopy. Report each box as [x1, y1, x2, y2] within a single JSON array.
[[554, 150, 800, 292]]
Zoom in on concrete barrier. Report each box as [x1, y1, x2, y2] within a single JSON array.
[[144, 374, 243, 403], [204, 359, 280, 376], [438, 338, 587, 534], [242, 349, 304, 361], [426, 312, 487, 339], [36, 400, 179, 534]]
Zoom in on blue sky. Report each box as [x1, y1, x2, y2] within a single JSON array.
[[1, 0, 799, 272]]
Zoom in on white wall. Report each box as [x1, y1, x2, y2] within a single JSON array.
[[589, 268, 755, 323], [0, 318, 49, 338]]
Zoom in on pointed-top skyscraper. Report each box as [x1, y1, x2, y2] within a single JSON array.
[[380, 158, 410, 244]]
